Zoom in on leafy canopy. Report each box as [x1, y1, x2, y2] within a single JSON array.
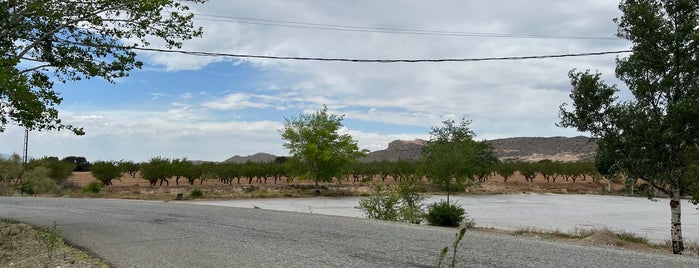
[[280, 106, 367, 187], [1, 0, 206, 134], [558, 0, 699, 254], [421, 119, 497, 204]]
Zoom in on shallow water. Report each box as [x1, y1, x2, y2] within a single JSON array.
[[190, 194, 699, 243]]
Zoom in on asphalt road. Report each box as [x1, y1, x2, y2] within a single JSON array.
[[1, 197, 698, 268]]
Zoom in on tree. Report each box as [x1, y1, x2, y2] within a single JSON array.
[[517, 162, 538, 183], [280, 106, 367, 188], [495, 162, 517, 182], [421, 119, 496, 204], [1, 0, 206, 134], [538, 160, 560, 183], [90, 161, 122, 186], [139, 157, 172, 186], [62, 156, 91, 171], [27, 157, 75, 183], [117, 160, 140, 178], [0, 153, 23, 185], [558, 0, 699, 254], [170, 158, 189, 185]]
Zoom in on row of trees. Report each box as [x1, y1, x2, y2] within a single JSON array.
[[87, 156, 602, 188]]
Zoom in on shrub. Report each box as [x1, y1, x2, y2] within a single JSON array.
[[357, 178, 427, 224], [82, 180, 102, 193], [190, 188, 203, 198], [356, 193, 400, 221], [21, 166, 61, 195], [426, 201, 466, 227]]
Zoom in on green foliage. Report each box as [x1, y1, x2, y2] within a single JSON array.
[[422, 119, 496, 203], [39, 222, 62, 260], [357, 177, 427, 224], [61, 156, 91, 171], [558, 0, 699, 254], [281, 105, 367, 188], [139, 157, 173, 186], [21, 166, 60, 195], [395, 175, 427, 224], [118, 161, 140, 178], [437, 227, 467, 268], [190, 188, 203, 198], [495, 162, 517, 182], [0, 0, 206, 134], [426, 201, 467, 227], [357, 189, 401, 221], [90, 161, 122, 186], [82, 180, 101, 194], [517, 162, 538, 182], [27, 157, 75, 183], [0, 153, 23, 185]]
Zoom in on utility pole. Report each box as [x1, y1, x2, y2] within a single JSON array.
[[22, 128, 29, 165]]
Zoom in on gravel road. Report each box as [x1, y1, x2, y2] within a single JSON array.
[[1, 196, 698, 268]]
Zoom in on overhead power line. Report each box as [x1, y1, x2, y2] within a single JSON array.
[[131, 47, 632, 63], [193, 13, 621, 41]]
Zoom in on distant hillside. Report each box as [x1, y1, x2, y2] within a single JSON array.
[[222, 136, 598, 164], [222, 153, 277, 164], [360, 139, 425, 163], [362, 136, 597, 163], [489, 136, 597, 162]]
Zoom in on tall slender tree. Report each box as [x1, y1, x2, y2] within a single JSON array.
[[559, 0, 699, 254]]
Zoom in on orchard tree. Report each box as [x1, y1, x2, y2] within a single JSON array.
[[495, 162, 517, 182], [118, 160, 140, 178], [91, 161, 122, 186], [421, 119, 496, 204], [140, 157, 172, 186], [0, 0, 206, 134], [281, 106, 367, 188], [558, 0, 699, 254]]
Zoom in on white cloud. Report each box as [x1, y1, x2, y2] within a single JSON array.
[[202, 93, 272, 110]]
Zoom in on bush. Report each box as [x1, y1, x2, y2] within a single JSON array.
[[426, 201, 466, 227], [82, 181, 101, 193], [357, 179, 427, 224], [357, 193, 401, 221], [190, 188, 203, 198], [21, 166, 62, 195]]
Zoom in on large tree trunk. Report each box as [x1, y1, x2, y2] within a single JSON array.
[[670, 183, 684, 254]]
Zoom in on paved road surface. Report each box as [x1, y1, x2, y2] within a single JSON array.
[[1, 197, 698, 267]]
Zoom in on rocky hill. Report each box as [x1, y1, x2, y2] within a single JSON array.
[[359, 139, 425, 162], [489, 136, 597, 162], [222, 153, 277, 164], [361, 136, 597, 163], [223, 136, 598, 163]]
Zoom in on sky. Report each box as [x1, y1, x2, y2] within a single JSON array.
[[0, 0, 632, 162]]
